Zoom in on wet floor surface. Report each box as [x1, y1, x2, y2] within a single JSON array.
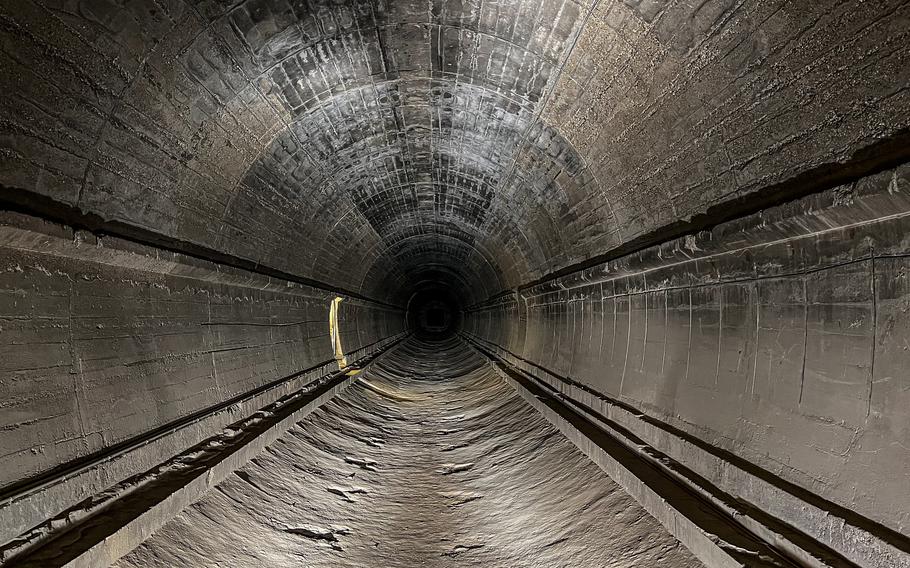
[[115, 337, 704, 567]]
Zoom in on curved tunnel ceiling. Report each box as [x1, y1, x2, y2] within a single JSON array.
[[2, 0, 907, 306]]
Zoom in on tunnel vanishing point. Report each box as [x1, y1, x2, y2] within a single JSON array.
[[0, 1, 909, 567]]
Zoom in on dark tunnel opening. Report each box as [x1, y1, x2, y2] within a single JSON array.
[[405, 286, 463, 339], [0, 0, 909, 567]]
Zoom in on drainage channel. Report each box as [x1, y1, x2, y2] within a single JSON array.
[[464, 335, 860, 568], [111, 336, 703, 568], [1, 336, 408, 568]]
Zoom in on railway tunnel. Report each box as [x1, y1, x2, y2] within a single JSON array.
[[0, 0, 909, 566]]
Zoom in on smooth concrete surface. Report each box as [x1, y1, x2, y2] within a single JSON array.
[[0, 0, 908, 566]]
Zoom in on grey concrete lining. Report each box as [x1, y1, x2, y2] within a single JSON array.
[[463, 165, 910, 567], [481, 343, 786, 568], [0, 0, 908, 564], [0, 212, 405, 549], [112, 336, 706, 568], [3, 336, 407, 567], [0, 333, 403, 556], [469, 333, 908, 568], [2, 0, 907, 306]]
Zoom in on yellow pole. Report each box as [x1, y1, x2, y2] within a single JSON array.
[[329, 297, 348, 369]]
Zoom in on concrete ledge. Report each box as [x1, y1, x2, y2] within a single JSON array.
[[0, 210, 406, 548], [0, 333, 406, 561], [1, 335, 407, 567], [466, 334, 910, 568], [477, 348, 781, 567]]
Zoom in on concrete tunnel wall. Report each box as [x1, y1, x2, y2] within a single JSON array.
[[0, 0, 909, 561], [463, 164, 910, 538], [0, 212, 405, 492], [3, 0, 907, 307]]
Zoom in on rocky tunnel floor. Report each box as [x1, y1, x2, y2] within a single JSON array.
[[113, 337, 703, 568]]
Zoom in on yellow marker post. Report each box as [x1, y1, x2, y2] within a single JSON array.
[[329, 296, 348, 369]]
